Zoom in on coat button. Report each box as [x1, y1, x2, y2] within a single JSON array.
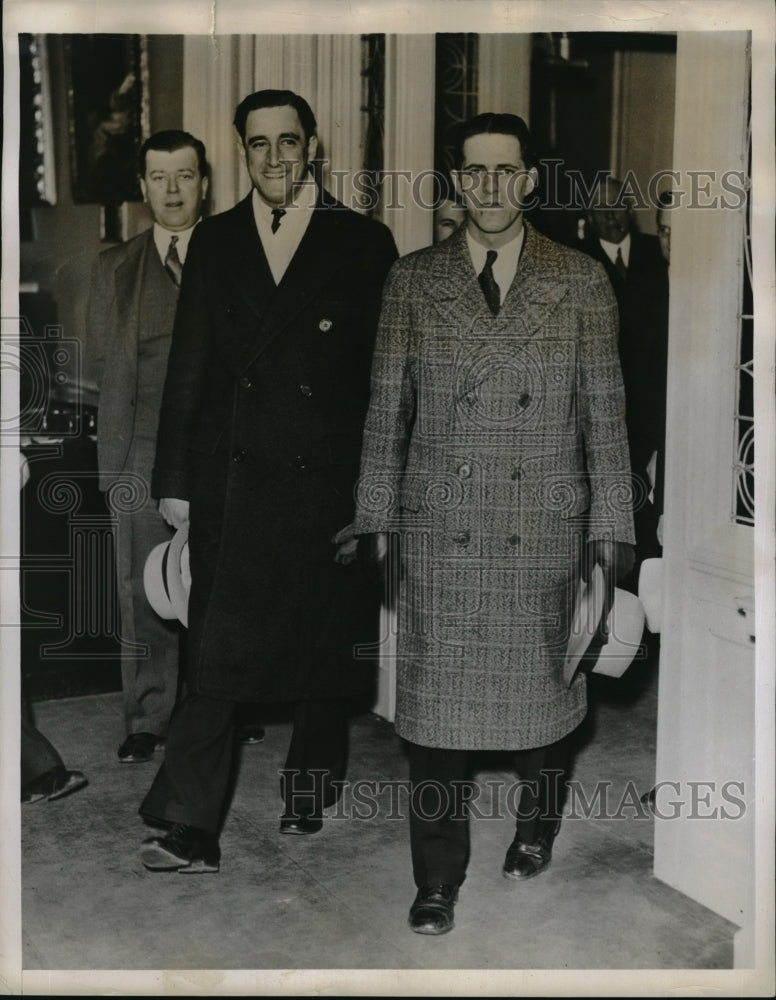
[[292, 455, 307, 470], [453, 530, 470, 545], [508, 534, 520, 547], [510, 468, 520, 481], [299, 384, 313, 397], [319, 318, 333, 332], [519, 392, 531, 408], [458, 462, 472, 479], [232, 448, 246, 463], [239, 376, 252, 389]]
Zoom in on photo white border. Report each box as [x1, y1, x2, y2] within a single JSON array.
[[2, 1, 774, 996]]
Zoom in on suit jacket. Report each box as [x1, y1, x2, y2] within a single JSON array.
[[353, 222, 635, 751], [576, 232, 669, 480], [153, 191, 398, 702], [86, 228, 177, 491]]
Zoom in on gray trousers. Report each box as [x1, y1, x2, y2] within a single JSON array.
[[113, 496, 180, 736]]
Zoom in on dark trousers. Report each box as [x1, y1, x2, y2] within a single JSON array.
[[407, 735, 569, 888], [114, 500, 180, 736], [140, 692, 349, 834], [21, 695, 64, 787]]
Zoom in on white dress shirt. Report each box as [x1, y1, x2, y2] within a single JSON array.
[[466, 224, 525, 306], [152, 221, 199, 267], [252, 180, 317, 285], [598, 232, 631, 268]]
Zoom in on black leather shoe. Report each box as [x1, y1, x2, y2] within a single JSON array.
[[408, 884, 458, 935], [118, 732, 165, 763], [503, 820, 561, 881], [141, 823, 220, 873], [21, 766, 88, 804], [279, 815, 323, 835], [237, 722, 265, 745]]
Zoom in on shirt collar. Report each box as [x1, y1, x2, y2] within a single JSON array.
[[466, 224, 525, 272], [152, 220, 199, 266], [252, 178, 318, 229], [599, 232, 631, 267]]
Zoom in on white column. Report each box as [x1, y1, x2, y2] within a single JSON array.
[[383, 34, 436, 255], [477, 34, 531, 121]]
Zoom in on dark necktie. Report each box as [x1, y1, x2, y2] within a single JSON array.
[[164, 235, 183, 287], [271, 208, 286, 234], [614, 246, 627, 280], [478, 249, 501, 315]]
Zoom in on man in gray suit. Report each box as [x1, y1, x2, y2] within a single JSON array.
[[86, 130, 208, 763]]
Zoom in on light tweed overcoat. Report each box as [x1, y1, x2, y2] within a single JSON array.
[[353, 222, 635, 751]]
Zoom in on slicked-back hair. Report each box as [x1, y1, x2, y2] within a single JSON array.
[[138, 130, 208, 179], [233, 89, 317, 144], [454, 113, 535, 170], [657, 189, 676, 209]]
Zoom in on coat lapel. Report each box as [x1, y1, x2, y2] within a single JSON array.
[[220, 193, 358, 372], [113, 229, 152, 361], [432, 223, 569, 340], [258, 199, 349, 331], [504, 223, 569, 337], [429, 227, 495, 331], [221, 195, 277, 319]]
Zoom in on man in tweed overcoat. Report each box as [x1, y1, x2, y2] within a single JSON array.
[[353, 113, 635, 934]]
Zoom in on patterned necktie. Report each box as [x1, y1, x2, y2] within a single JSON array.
[[478, 249, 501, 315], [164, 235, 183, 287], [614, 246, 627, 280], [271, 208, 286, 234]]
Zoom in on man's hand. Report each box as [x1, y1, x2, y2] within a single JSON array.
[[159, 498, 190, 529], [584, 539, 635, 585]]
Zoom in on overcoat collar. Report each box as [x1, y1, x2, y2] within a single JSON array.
[[219, 191, 359, 372], [429, 221, 569, 338]]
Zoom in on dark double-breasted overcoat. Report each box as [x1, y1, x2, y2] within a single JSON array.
[[152, 192, 397, 703], [354, 223, 635, 751]]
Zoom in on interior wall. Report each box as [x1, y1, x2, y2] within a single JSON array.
[[613, 48, 677, 234]]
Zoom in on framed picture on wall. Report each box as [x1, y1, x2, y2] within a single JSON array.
[[19, 33, 57, 217], [64, 33, 149, 205]]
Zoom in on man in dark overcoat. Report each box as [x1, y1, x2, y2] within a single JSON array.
[[86, 130, 208, 763], [576, 175, 669, 581], [139, 90, 397, 872], [353, 114, 635, 934]]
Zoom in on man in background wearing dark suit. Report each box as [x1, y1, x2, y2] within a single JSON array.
[[138, 90, 397, 872], [576, 175, 669, 584], [86, 131, 209, 764]]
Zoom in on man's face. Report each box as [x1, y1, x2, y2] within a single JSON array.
[[140, 146, 207, 232], [242, 105, 318, 208], [454, 133, 537, 247], [656, 208, 671, 264], [433, 199, 467, 244], [587, 182, 632, 244]]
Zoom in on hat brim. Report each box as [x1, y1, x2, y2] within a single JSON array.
[[143, 539, 177, 620], [165, 524, 190, 628], [638, 557, 663, 634], [564, 566, 646, 685]]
